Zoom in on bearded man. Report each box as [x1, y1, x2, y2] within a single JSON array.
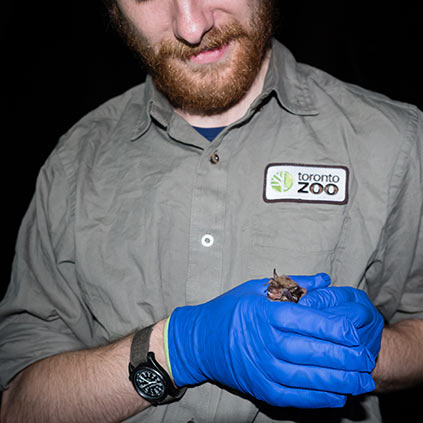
[[1, 1, 422, 422]]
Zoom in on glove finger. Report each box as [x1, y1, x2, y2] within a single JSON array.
[[265, 356, 375, 396], [288, 273, 331, 291], [329, 306, 383, 359], [267, 330, 375, 372], [300, 286, 358, 309], [265, 301, 360, 346], [323, 303, 374, 329], [324, 303, 383, 356]]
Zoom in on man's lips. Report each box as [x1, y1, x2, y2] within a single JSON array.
[[189, 44, 229, 64]]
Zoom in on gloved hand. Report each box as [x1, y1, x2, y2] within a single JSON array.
[[166, 275, 376, 408], [300, 286, 385, 367]]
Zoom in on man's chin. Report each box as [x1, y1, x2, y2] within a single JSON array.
[[153, 63, 249, 115]]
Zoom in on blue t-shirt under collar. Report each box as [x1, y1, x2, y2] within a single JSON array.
[[193, 126, 226, 142]]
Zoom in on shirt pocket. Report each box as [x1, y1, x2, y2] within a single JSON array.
[[247, 207, 351, 279]]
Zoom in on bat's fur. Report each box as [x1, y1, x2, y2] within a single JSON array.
[[266, 269, 307, 303]]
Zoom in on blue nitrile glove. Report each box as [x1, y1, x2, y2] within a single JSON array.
[[166, 275, 376, 408], [300, 286, 385, 370]]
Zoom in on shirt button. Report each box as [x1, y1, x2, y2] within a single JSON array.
[[209, 151, 220, 164], [201, 234, 214, 247]]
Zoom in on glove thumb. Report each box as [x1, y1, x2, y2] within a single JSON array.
[[289, 273, 331, 292]]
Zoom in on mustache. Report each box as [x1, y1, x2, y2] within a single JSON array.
[[156, 22, 249, 61]]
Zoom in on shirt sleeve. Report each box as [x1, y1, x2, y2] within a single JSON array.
[[0, 148, 93, 391], [366, 107, 423, 324]]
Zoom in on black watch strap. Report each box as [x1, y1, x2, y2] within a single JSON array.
[[130, 324, 154, 367]]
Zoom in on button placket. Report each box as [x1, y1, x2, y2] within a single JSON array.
[[185, 147, 227, 305]]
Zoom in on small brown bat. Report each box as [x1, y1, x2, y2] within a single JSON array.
[[266, 269, 307, 303]]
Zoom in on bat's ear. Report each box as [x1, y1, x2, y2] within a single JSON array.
[[273, 268, 278, 279]]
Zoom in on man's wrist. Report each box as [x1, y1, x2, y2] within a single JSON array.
[[372, 320, 423, 392], [149, 319, 174, 383]]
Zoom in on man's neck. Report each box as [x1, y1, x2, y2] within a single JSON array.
[[175, 49, 272, 128]]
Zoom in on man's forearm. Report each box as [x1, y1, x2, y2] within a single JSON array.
[[1, 319, 169, 423], [373, 319, 423, 392]]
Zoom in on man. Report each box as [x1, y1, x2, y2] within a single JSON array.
[[1, 1, 422, 422]]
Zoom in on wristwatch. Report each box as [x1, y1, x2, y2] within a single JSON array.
[[128, 324, 185, 405]]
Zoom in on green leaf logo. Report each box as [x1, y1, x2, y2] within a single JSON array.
[[271, 171, 294, 193]]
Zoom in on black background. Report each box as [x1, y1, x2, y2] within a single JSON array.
[[2, 1, 422, 419]]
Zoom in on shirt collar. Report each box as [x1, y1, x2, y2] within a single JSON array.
[[126, 39, 318, 142], [261, 39, 318, 116], [124, 75, 175, 142]]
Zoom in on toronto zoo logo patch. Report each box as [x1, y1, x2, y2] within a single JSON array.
[[264, 163, 349, 205]]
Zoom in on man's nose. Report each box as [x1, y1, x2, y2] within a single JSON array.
[[172, 0, 214, 45]]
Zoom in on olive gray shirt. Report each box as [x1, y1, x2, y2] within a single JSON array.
[[1, 40, 422, 422]]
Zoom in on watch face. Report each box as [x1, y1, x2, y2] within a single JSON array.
[[134, 367, 166, 401]]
